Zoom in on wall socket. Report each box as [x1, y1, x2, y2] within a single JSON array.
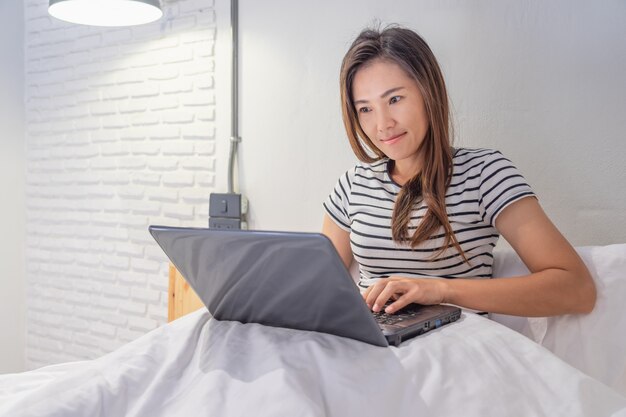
[[209, 217, 243, 229], [209, 193, 248, 230]]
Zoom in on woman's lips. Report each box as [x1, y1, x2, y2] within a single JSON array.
[[380, 132, 406, 145]]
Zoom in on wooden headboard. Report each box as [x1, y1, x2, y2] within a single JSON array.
[[168, 264, 204, 322]]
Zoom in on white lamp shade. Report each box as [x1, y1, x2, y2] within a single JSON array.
[[49, 0, 163, 27]]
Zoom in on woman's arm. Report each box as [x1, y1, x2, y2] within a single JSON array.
[[322, 214, 354, 269], [364, 197, 597, 317]]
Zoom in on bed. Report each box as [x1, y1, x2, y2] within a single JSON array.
[[1, 244, 625, 417]]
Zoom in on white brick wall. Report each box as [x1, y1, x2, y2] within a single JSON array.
[[24, 0, 217, 369]]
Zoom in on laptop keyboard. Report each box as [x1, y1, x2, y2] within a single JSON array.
[[372, 303, 424, 325]]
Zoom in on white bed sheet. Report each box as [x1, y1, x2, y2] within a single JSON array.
[[1, 310, 625, 417]]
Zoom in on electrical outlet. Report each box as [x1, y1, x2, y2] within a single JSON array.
[[209, 218, 241, 229]]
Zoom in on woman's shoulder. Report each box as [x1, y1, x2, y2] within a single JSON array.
[[330, 159, 390, 192], [343, 158, 390, 179], [452, 147, 504, 166], [355, 158, 389, 171]]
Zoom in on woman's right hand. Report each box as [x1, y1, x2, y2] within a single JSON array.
[[363, 276, 449, 314]]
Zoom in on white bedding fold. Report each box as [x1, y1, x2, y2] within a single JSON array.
[[1, 310, 625, 417]]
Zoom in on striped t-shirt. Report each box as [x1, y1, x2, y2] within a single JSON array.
[[323, 148, 535, 290]]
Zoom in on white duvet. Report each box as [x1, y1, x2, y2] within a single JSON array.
[[1, 309, 625, 417]]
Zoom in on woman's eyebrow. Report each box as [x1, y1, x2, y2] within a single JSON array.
[[354, 86, 406, 105]]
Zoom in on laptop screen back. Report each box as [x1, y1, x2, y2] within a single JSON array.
[[149, 226, 389, 346]]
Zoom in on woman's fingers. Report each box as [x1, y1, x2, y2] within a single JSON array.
[[363, 281, 384, 309], [365, 279, 410, 312], [385, 291, 415, 314], [371, 280, 406, 312], [364, 278, 447, 313]]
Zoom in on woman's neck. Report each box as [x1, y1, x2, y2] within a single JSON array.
[[390, 157, 422, 186]]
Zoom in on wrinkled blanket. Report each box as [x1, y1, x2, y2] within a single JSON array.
[[1, 310, 625, 417]]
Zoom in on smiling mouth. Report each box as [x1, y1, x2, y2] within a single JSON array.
[[380, 132, 406, 144]]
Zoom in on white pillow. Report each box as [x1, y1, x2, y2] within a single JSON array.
[[492, 244, 626, 396]]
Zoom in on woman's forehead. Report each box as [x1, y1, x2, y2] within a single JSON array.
[[352, 59, 417, 99]]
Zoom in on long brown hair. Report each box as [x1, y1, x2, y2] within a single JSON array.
[[339, 26, 468, 262]]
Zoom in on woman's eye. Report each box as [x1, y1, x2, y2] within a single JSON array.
[[390, 96, 402, 104], [358, 107, 371, 114]]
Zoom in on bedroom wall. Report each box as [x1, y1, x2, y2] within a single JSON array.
[[0, 0, 26, 373], [23, 0, 219, 369]]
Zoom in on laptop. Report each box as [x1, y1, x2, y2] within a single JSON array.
[[149, 225, 461, 347]]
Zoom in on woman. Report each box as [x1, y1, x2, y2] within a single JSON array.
[[322, 26, 596, 317]]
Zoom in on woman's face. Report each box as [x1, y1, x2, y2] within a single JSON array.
[[352, 58, 429, 175]]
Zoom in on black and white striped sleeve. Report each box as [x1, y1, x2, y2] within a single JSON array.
[[323, 168, 354, 232], [478, 150, 536, 227]]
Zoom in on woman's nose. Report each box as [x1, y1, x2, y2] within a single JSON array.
[[376, 108, 395, 133]]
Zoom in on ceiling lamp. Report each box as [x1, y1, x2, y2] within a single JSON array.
[[48, 0, 163, 27]]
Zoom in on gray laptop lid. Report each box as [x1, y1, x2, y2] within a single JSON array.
[[149, 225, 389, 346]]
